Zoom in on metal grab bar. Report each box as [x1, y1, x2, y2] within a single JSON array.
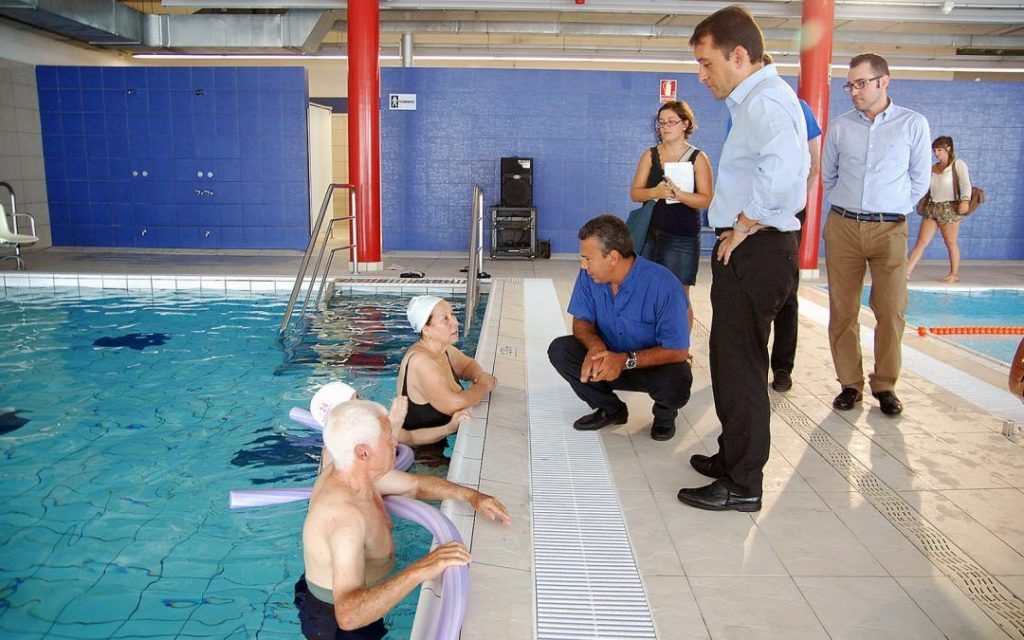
[[464, 186, 484, 338], [0, 181, 38, 271], [279, 184, 358, 337]]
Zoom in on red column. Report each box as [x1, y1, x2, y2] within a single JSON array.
[[348, 0, 381, 264], [797, 0, 835, 271]]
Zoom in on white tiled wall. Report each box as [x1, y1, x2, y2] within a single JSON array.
[[0, 60, 50, 248], [0, 272, 299, 294]]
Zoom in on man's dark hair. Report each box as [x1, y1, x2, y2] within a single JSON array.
[[578, 215, 635, 258], [849, 52, 890, 77], [689, 5, 765, 65]]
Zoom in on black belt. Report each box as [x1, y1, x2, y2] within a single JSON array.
[[831, 206, 904, 223], [712, 226, 784, 236]]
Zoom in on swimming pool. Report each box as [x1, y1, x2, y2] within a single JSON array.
[[864, 287, 1024, 365], [0, 287, 482, 639]]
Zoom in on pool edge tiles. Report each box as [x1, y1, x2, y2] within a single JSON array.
[[408, 280, 505, 640], [0, 272, 312, 295]]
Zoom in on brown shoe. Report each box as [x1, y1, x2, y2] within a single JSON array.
[[873, 391, 904, 416], [832, 388, 863, 411]]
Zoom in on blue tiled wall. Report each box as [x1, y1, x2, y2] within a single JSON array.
[[381, 67, 1024, 260], [869, 80, 1024, 261], [37, 66, 310, 250]]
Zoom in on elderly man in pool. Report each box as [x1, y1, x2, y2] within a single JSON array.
[[296, 398, 511, 639]]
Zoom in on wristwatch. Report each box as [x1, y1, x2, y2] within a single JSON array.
[[732, 216, 752, 235], [625, 351, 638, 370]]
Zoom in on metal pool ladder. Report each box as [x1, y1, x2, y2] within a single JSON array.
[[463, 185, 485, 339], [279, 183, 359, 338]]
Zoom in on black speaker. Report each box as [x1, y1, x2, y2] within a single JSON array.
[[501, 157, 533, 208]]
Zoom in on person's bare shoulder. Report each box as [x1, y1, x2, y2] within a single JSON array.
[[309, 481, 367, 531]]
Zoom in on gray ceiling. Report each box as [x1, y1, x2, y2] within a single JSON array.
[[1, 0, 1022, 73]]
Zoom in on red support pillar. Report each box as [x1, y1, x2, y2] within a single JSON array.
[[797, 0, 835, 271], [348, 0, 381, 265]]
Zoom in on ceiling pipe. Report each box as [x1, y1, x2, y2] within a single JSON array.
[[401, 31, 413, 66]]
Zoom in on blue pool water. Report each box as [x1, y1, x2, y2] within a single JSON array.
[[0, 288, 482, 639], [864, 287, 1024, 365]]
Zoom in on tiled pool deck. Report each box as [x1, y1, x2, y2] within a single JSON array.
[[4, 248, 1024, 639]]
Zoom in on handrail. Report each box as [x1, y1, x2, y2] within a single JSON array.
[[279, 184, 358, 337], [0, 181, 37, 271], [0, 182, 16, 223], [464, 186, 484, 338]]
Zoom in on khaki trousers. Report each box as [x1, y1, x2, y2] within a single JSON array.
[[823, 212, 908, 394]]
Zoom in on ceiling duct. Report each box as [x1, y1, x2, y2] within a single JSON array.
[[0, 0, 144, 45], [145, 10, 337, 52], [0, 1, 336, 52]]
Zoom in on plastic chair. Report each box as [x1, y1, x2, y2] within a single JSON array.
[[0, 187, 39, 271]]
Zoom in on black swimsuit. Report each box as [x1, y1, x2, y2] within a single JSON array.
[[401, 351, 463, 430], [294, 575, 387, 640]]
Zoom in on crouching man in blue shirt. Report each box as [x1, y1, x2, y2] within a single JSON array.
[[548, 215, 692, 441]]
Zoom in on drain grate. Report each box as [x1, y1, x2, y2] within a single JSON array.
[[759, 298, 1024, 636], [525, 279, 656, 639], [333, 276, 468, 285], [767, 379, 1024, 638]]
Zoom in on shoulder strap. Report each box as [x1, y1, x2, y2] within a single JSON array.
[[400, 357, 411, 394], [444, 350, 460, 382], [951, 160, 961, 202], [682, 145, 699, 163], [650, 146, 662, 171]]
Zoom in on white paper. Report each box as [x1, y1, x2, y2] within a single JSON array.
[[663, 161, 694, 203]]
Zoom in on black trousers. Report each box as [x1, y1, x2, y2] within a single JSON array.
[[770, 209, 805, 375], [709, 230, 798, 495], [548, 335, 692, 422]]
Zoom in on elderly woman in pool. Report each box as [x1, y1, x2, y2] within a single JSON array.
[[395, 295, 498, 446]]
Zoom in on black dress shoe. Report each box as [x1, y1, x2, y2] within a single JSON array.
[[650, 418, 676, 441], [832, 387, 863, 411], [689, 453, 725, 479], [771, 370, 793, 392], [677, 480, 761, 512], [573, 405, 628, 431], [873, 391, 904, 416]]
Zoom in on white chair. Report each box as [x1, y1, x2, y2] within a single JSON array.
[[0, 197, 39, 271]]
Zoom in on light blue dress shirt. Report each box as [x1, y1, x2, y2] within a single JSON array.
[[708, 65, 808, 232], [822, 99, 932, 215]]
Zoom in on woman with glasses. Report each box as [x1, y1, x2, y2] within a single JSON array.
[[906, 136, 973, 283], [630, 100, 714, 327]]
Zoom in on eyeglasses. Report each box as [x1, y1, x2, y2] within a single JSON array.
[[655, 119, 683, 129], [843, 75, 883, 92]]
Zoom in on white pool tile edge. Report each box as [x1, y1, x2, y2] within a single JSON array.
[[0, 272, 308, 294], [409, 280, 504, 640]]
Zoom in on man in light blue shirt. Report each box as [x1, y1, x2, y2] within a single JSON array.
[[677, 6, 808, 514], [822, 52, 932, 417]]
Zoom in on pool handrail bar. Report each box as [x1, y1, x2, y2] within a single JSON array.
[[464, 185, 484, 339], [0, 182, 39, 271], [280, 183, 359, 338]]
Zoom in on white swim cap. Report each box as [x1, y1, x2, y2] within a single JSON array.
[[310, 381, 358, 426], [406, 295, 443, 333]]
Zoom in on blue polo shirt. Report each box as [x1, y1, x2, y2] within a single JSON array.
[[567, 256, 690, 353]]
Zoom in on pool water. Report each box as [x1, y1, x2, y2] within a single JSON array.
[[0, 288, 482, 639], [863, 287, 1024, 365]]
